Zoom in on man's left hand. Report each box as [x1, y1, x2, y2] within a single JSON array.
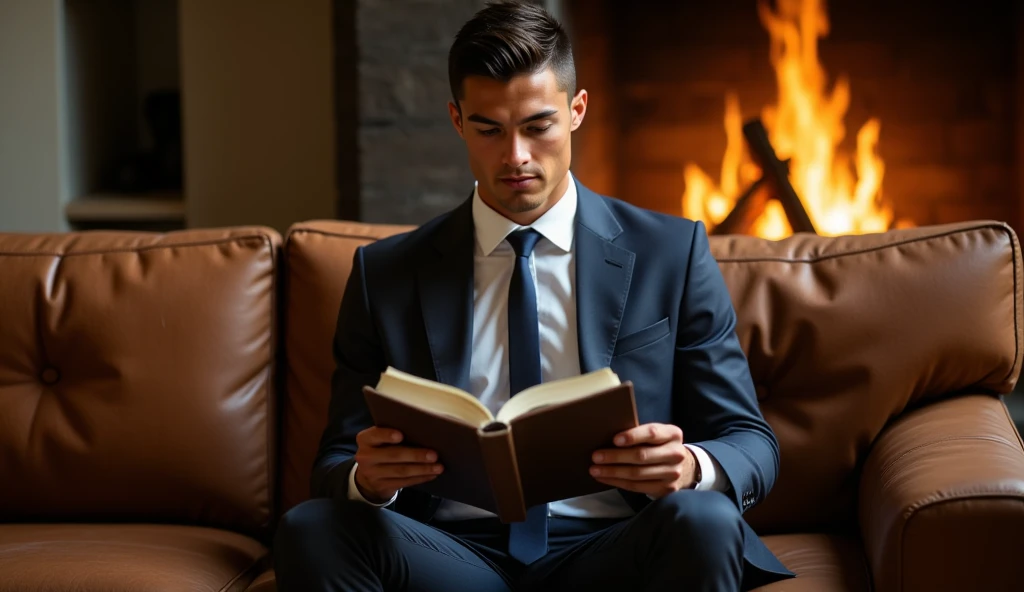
[[590, 423, 697, 498]]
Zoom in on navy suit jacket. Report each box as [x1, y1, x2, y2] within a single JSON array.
[[312, 180, 794, 588]]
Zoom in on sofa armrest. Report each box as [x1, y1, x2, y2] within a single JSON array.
[[859, 394, 1024, 591]]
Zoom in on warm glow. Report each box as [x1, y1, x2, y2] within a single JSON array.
[[682, 0, 910, 238]]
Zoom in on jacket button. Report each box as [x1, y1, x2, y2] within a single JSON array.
[[40, 367, 60, 385]]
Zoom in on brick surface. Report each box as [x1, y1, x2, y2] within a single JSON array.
[[947, 121, 1015, 164], [622, 124, 728, 168], [883, 165, 975, 204], [875, 122, 947, 165]]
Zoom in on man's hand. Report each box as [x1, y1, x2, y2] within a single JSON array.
[[353, 427, 443, 504], [589, 423, 697, 498]]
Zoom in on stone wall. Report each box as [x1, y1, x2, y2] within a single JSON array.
[[339, 0, 489, 224]]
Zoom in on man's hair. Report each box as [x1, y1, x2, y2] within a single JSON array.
[[448, 1, 576, 110]]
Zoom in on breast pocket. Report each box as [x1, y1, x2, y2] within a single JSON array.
[[613, 317, 670, 357]]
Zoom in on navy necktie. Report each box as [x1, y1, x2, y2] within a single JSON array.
[[504, 228, 548, 564]]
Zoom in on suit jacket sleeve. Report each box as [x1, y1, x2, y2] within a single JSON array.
[[310, 246, 388, 501], [675, 220, 780, 512]]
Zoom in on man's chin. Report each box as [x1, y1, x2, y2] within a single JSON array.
[[498, 194, 546, 214]]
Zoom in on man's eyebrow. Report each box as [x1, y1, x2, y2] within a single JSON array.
[[466, 109, 559, 126]]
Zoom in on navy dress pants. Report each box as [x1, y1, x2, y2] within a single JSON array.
[[273, 489, 744, 591]]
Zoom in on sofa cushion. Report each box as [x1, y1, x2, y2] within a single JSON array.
[[0, 228, 281, 534], [754, 534, 870, 590], [280, 222, 411, 512], [280, 220, 1021, 534], [0, 524, 267, 592]]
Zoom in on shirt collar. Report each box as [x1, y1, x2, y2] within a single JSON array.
[[471, 172, 577, 256]]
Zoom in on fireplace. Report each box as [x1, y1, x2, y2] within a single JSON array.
[[565, 0, 1023, 238]]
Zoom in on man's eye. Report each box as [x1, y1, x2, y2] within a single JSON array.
[[477, 128, 501, 136], [529, 125, 552, 133]]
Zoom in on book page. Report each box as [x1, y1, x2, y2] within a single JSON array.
[[375, 367, 495, 427], [495, 368, 620, 424]]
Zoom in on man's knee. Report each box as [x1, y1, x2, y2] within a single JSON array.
[[275, 499, 334, 555], [275, 498, 378, 558], [650, 490, 742, 548]]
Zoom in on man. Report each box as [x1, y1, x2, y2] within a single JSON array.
[[275, 2, 794, 590]]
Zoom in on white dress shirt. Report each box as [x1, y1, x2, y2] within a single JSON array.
[[349, 172, 727, 518]]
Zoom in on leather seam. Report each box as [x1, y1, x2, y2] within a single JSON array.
[[1005, 223, 1021, 386], [1002, 401, 1024, 451], [0, 233, 275, 257], [714, 223, 1011, 264], [262, 233, 277, 533], [218, 554, 266, 592]]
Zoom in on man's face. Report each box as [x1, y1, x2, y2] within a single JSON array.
[[448, 68, 587, 224]]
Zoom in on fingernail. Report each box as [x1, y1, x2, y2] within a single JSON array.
[[593, 453, 604, 462], [590, 467, 601, 476], [615, 436, 626, 445], [432, 465, 443, 473], [426, 452, 437, 462], [391, 432, 400, 442]]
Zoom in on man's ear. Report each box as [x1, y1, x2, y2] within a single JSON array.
[[448, 101, 465, 139], [569, 89, 588, 132]]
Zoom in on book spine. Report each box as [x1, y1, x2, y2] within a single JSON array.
[[478, 426, 527, 523]]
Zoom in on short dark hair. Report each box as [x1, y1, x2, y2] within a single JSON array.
[[448, 1, 576, 109]]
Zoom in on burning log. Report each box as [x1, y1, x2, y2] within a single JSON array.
[[742, 120, 817, 234], [710, 118, 816, 236]]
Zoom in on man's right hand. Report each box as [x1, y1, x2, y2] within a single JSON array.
[[353, 426, 444, 504]]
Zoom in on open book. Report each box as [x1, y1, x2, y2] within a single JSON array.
[[363, 367, 638, 522]]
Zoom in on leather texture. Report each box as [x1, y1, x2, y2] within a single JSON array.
[[753, 534, 871, 590], [243, 568, 277, 592], [859, 394, 1024, 591], [0, 228, 280, 535], [0, 524, 267, 592], [280, 222, 411, 513]]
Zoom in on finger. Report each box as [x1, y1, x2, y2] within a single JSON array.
[[379, 473, 442, 490], [369, 463, 444, 480], [613, 423, 682, 447], [592, 444, 686, 466], [358, 446, 438, 466], [590, 476, 670, 498], [589, 463, 681, 482], [358, 427, 404, 447]]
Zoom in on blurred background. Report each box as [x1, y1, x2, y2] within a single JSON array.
[[0, 0, 1020, 236], [1, 0, 1022, 426]]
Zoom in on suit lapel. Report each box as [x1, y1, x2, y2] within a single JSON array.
[[574, 181, 635, 373], [417, 195, 475, 392]]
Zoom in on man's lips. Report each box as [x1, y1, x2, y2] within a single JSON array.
[[501, 176, 538, 189]]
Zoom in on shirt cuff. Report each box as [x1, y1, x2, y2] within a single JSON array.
[[348, 462, 399, 507], [685, 443, 727, 492]]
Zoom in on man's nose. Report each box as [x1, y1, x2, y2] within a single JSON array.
[[502, 134, 530, 168]]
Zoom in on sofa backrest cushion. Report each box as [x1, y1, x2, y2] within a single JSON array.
[[281, 219, 1021, 532], [0, 228, 280, 536]]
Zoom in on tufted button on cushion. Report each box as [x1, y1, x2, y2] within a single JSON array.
[[40, 367, 60, 385]]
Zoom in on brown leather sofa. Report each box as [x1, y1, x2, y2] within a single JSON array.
[[2, 219, 1023, 591]]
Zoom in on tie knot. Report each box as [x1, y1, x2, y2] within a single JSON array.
[[506, 228, 542, 258]]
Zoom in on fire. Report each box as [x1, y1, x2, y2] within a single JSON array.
[[683, 0, 908, 239]]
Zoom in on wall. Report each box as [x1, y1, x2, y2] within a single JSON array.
[[355, 0, 489, 224], [0, 0, 67, 232], [568, 0, 1018, 232], [180, 0, 337, 233]]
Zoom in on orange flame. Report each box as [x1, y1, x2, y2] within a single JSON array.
[[683, 0, 910, 238]]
